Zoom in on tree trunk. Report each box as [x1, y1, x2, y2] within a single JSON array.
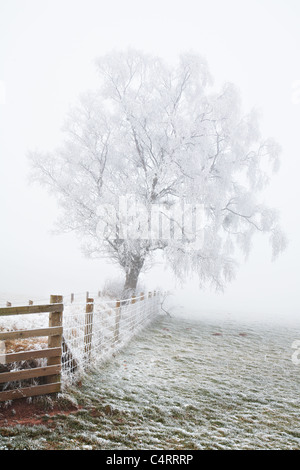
[[122, 254, 145, 298], [123, 266, 140, 297]]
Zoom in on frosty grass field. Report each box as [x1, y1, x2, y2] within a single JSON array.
[[1, 304, 300, 450]]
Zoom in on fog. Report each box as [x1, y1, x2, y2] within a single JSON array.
[[0, 0, 299, 323]]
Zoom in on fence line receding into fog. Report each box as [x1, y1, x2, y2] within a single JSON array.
[[0, 291, 163, 402]]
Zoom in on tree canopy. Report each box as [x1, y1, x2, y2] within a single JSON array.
[[30, 50, 286, 294]]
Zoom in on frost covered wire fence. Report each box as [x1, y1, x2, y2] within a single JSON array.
[[62, 291, 162, 378]]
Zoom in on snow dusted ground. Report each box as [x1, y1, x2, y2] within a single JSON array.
[[72, 314, 300, 450], [0, 310, 300, 449]]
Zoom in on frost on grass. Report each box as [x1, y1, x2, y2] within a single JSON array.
[[1, 314, 299, 450]]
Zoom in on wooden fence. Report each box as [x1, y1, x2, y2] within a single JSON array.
[[0, 291, 162, 403], [0, 295, 63, 402]]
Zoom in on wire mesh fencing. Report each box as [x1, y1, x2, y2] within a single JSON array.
[[61, 292, 162, 381]]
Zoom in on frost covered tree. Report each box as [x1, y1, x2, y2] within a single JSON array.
[[30, 50, 286, 295]]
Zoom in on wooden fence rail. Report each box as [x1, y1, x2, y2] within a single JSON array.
[[0, 296, 63, 402]]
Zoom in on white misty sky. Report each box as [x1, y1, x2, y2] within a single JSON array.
[[0, 0, 299, 320]]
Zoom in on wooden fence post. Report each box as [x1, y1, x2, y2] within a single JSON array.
[[131, 295, 136, 331], [139, 292, 144, 323], [84, 298, 94, 359], [114, 300, 121, 344], [47, 295, 63, 390], [148, 291, 154, 316], [71, 293, 74, 304]]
